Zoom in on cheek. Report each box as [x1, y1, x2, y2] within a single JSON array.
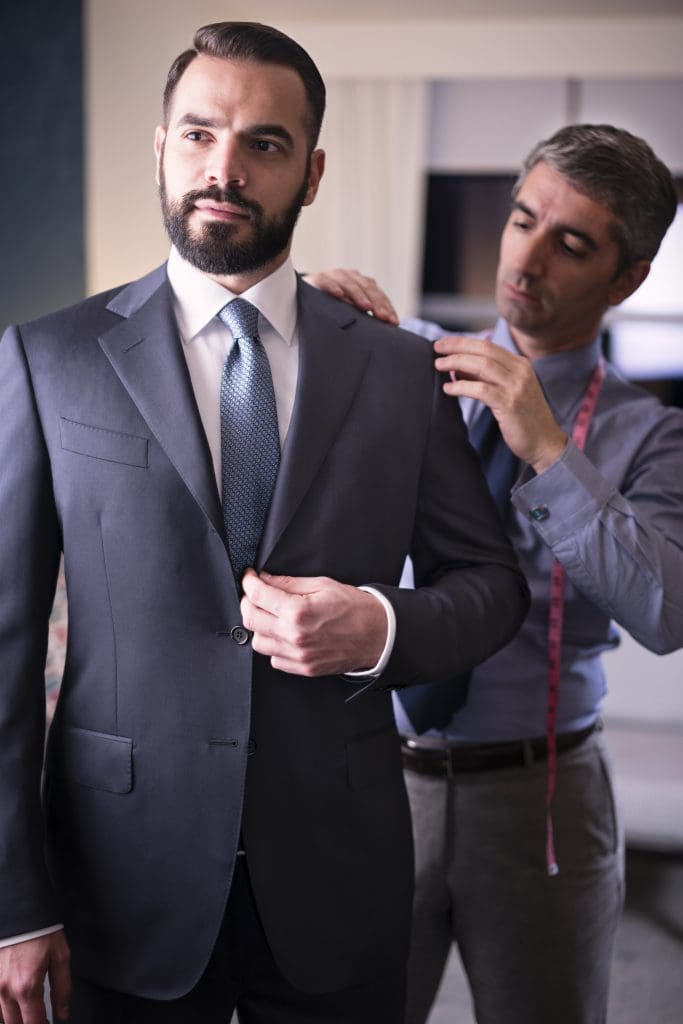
[[162, 150, 204, 191]]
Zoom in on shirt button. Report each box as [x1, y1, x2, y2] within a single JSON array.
[[230, 625, 251, 645], [529, 505, 550, 522]]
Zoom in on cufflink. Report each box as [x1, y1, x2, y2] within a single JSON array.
[[529, 505, 550, 522]]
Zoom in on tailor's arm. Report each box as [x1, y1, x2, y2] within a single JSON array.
[[434, 334, 683, 654]]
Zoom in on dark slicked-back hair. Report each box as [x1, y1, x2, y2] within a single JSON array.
[[162, 22, 326, 151], [514, 124, 678, 269]]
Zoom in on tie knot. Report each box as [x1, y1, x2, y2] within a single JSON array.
[[218, 298, 260, 341]]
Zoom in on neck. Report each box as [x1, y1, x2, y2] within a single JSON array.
[[509, 323, 601, 360]]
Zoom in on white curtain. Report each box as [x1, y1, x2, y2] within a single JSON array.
[[292, 78, 429, 320]]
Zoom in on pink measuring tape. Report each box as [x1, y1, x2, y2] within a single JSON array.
[[545, 356, 606, 876]]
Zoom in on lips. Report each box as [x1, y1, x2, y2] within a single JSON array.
[[194, 200, 250, 221], [503, 281, 541, 306]]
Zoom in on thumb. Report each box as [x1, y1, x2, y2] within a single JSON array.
[[259, 572, 321, 596]]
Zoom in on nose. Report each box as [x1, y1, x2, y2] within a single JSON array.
[[205, 138, 246, 189], [514, 232, 549, 279]]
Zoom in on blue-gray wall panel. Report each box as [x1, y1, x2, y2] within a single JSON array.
[[0, 0, 84, 328]]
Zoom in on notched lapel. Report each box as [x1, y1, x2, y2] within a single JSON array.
[[258, 283, 371, 566], [98, 272, 225, 539]]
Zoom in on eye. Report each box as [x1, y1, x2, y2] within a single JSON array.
[[251, 139, 280, 153], [183, 130, 210, 143], [511, 217, 533, 231], [559, 238, 587, 258]]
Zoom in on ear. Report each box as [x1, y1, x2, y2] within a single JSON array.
[[302, 149, 325, 207], [154, 126, 166, 187], [607, 259, 651, 307]]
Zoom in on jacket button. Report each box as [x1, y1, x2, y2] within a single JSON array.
[[230, 625, 251, 645]]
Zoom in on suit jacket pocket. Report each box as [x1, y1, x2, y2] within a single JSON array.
[[45, 725, 133, 794], [346, 727, 403, 791], [60, 417, 149, 468]]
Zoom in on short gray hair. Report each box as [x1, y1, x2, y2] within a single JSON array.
[[514, 124, 678, 268]]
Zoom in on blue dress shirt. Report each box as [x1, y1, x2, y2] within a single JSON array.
[[395, 318, 683, 742]]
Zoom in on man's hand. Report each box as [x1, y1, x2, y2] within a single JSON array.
[[0, 931, 71, 1024], [303, 269, 399, 325], [434, 335, 568, 474], [241, 570, 387, 676]]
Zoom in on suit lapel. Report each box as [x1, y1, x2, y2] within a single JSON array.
[[98, 271, 225, 539], [98, 271, 372, 573], [258, 282, 371, 566]]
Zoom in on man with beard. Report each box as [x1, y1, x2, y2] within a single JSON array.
[[0, 21, 528, 1024]]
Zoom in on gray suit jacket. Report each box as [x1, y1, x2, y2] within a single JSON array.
[[0, 266, 528, 997]]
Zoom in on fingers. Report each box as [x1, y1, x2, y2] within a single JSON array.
[[434, 335, 516, 376], [241, 570, 319, 612], [303, 269, 399, 324], [240, 573, 386, 677], [0, 933, 71, 1024], [47, 934, 71, 1022], [240, 572, 322, 674]]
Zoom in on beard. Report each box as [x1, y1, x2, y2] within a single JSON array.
[[158, 164, 310, 277]]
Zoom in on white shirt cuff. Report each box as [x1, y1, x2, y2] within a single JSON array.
[[0, 924, 64, 948], [344, 586, 396, 679]]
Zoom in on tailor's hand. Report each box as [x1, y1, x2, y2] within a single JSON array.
[[303, 269, 399, 324], [240, 569, 387, 676], [0, 930, 71, 1024], [434, 335, 568, 474]]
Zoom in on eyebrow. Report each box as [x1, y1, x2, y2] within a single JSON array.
[[512, 199, 598, 251], [175, 114, 295, 150]]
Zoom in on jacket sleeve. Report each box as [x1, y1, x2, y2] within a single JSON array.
[[371, 365, 530, 689], [0, 325, 62, 938]]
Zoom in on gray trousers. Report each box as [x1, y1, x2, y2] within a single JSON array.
[[404, 731, 624, 1024]]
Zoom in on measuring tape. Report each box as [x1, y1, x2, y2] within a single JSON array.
[[545, 356, 606, 876]]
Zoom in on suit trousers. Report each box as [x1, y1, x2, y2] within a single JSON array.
[[403, 730, 625, 1024], [67, 858, 406, 1024]]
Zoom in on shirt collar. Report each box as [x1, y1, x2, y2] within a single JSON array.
[[491, 318, 603, 422], [166, 246, 298, 346]]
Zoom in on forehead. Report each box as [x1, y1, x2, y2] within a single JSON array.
[[167, 54, 309, 136], [516, 161, 617, 243]]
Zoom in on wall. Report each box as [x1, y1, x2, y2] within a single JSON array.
[[84, 2, 683, 293], [0, 0, 84, 326]]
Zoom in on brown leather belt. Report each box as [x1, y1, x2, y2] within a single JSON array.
[[401, 721, 598, 776]]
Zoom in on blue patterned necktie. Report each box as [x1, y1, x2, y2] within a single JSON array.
[[218, 298, 280, 585], [398, 408, 518, 733], [467, 406, 519, 518]]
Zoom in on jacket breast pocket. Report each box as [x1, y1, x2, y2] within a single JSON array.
[[45, 724, 134, 794], [60, 417, 149, 468]]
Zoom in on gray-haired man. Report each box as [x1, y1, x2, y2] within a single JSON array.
[[312, 124, 683, 1024]]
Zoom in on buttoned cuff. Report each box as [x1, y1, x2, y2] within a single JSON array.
[[344, 586, 397, 679], [511, 440, 616, 544]]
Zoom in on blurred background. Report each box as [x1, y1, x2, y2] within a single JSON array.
[[2, 1, 682, 1020]]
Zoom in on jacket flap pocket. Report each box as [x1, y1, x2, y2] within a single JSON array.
[[60, 417, 148, 468], [46, 725, 133, 794]]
